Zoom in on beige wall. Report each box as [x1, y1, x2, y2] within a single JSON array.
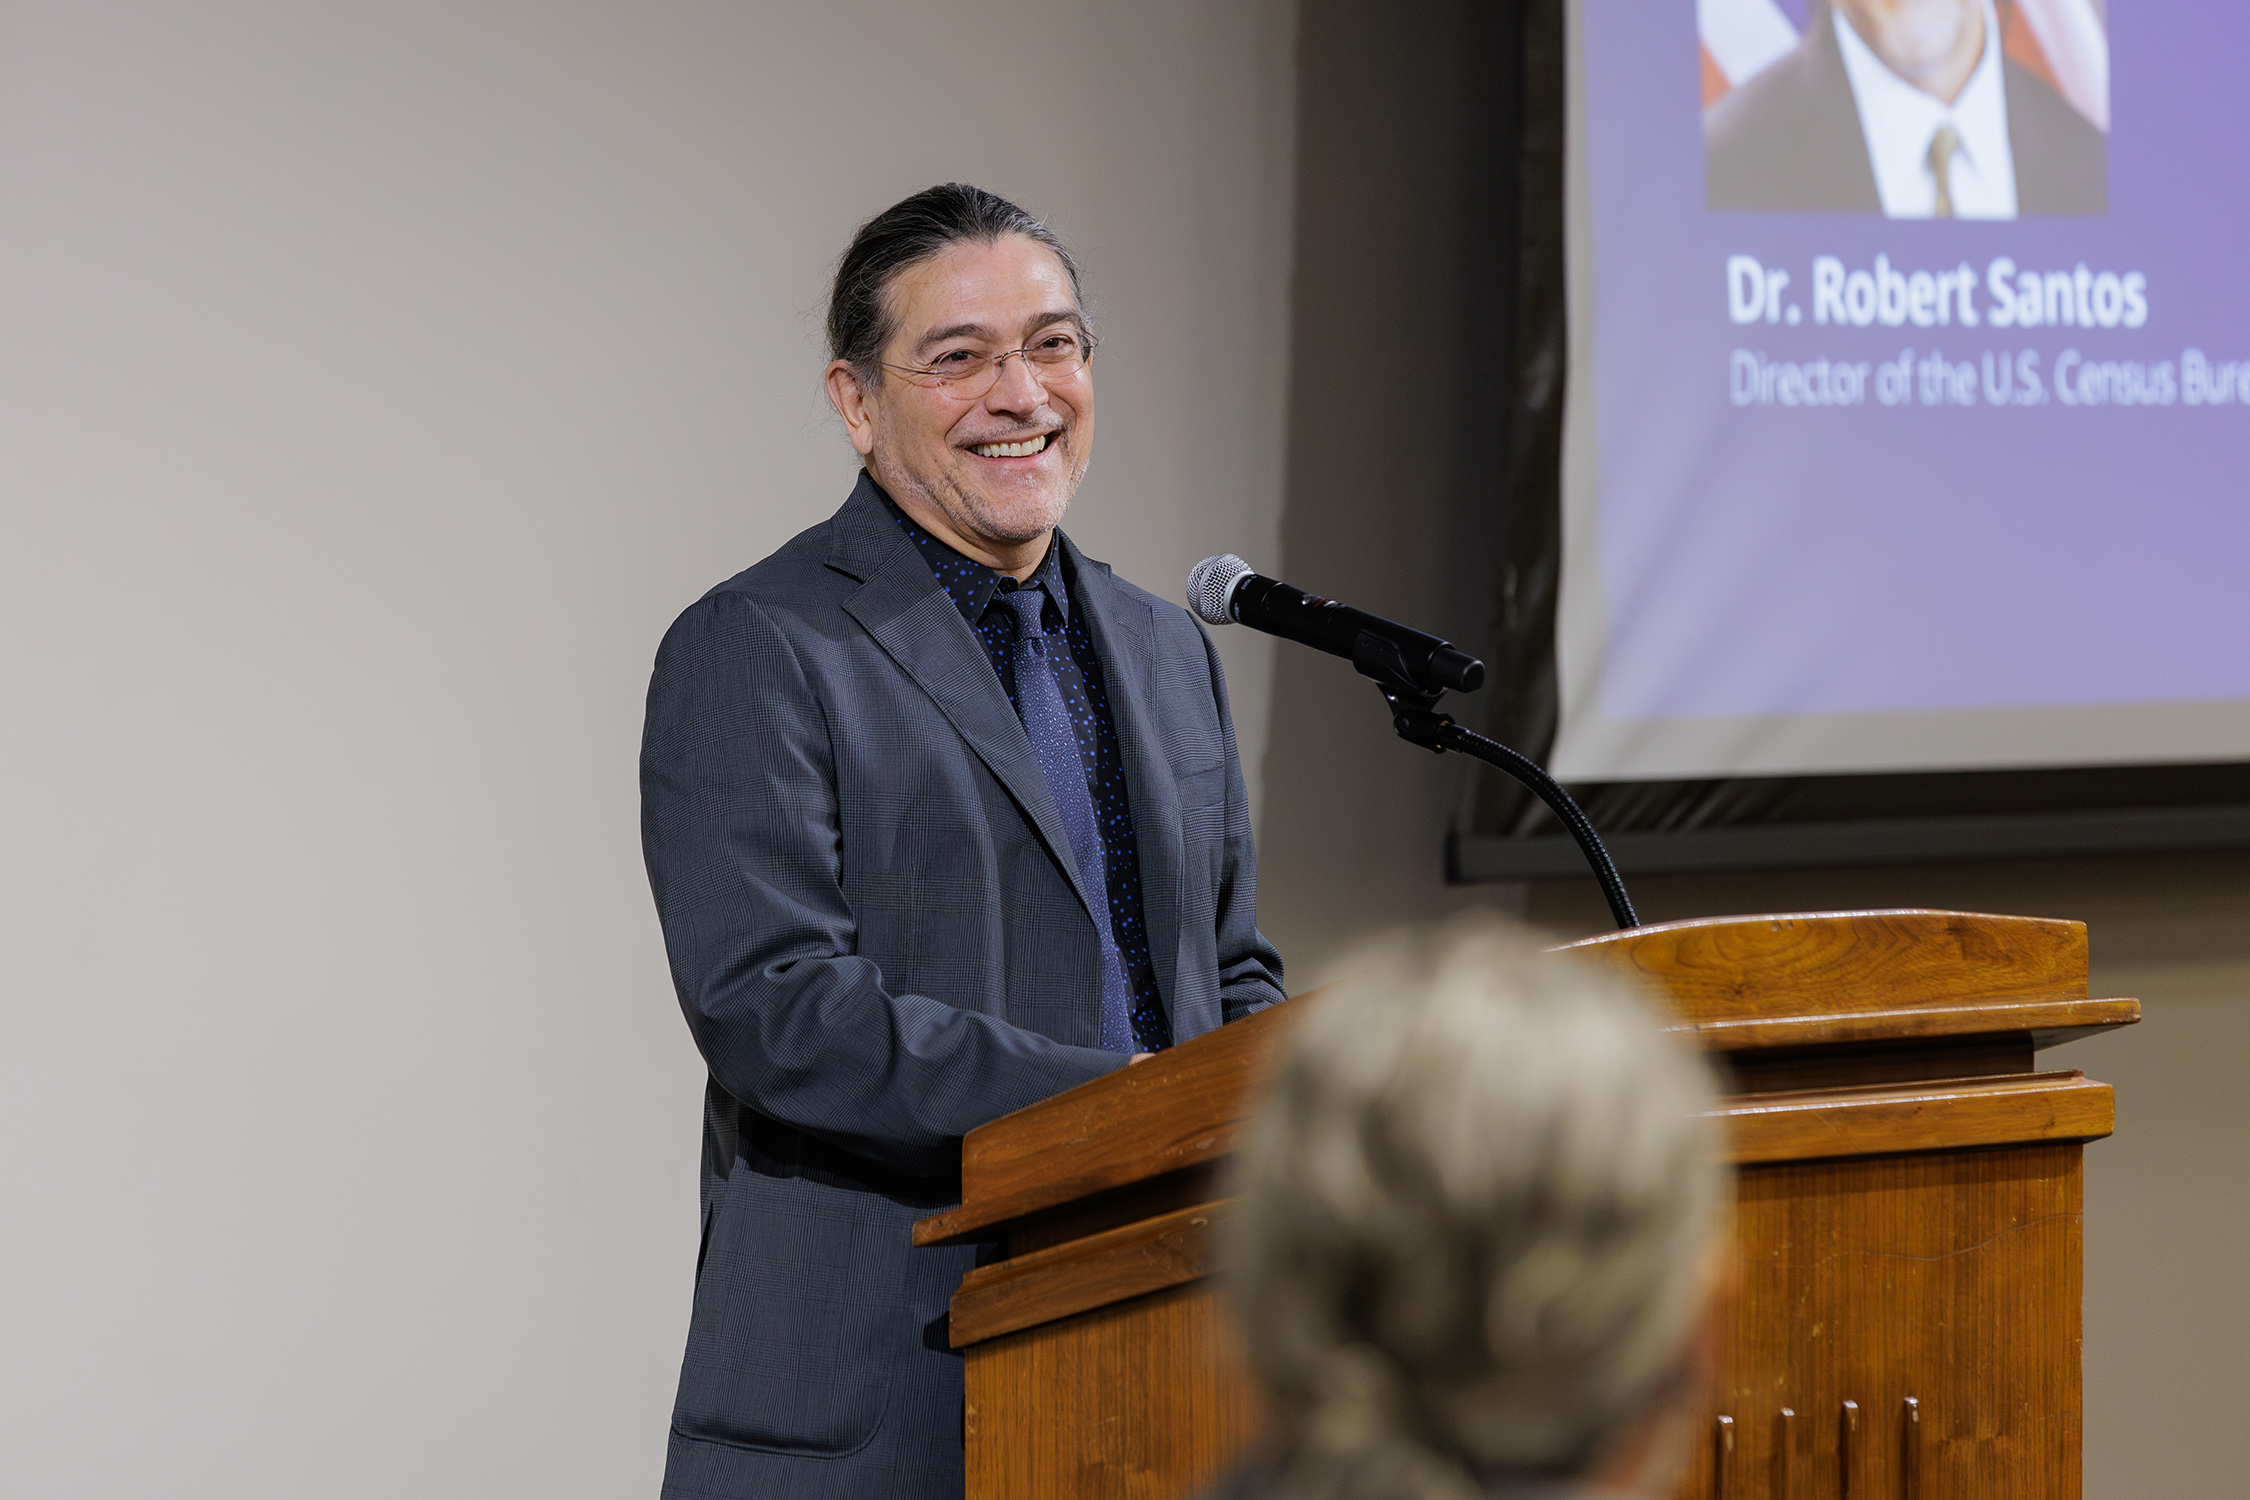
[[0, 3, 1293, 1495]]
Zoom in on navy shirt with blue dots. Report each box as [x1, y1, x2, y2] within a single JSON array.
[[883, 491, 1174, 1054]]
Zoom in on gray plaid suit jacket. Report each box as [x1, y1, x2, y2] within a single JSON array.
[[641, 473, 1286, 1498]]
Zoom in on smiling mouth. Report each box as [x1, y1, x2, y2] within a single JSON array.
[[968, 432, 1054, 459]]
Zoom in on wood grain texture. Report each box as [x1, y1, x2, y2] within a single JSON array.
[[946, 1065, 2110, 1350], [951, 1201, 1223, 1348], [1723, 1040, 2034, 1096], [933, 912, 2127, 1500], [1662, 996, 2139, 1056], [1719, 1071, 2115, 1165], [964, 1281, 1259, 1500], [1009, 1164, 1222, 1256], [1559, 910, 2089, 1020], [1679, 1142, 2085, 1500], [958, 1143, 2094, 1500], [916, 915, 2137, 1251], [915, 1001, 1292, 1247]]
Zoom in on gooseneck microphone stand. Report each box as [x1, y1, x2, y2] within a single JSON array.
[[1351, 634, 1640, 931], [1186, 553, 1637, 929]]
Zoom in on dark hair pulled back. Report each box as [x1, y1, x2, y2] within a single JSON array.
[[827, 183, 1088, 384]]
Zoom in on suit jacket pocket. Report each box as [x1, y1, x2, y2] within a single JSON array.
[[671, 1168, 900, 1456]]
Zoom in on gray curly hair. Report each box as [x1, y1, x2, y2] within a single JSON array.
[[1220, 917, 1726, 1499]]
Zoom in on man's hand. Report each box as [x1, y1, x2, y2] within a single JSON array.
[[1129, 1053, 1154, 1065]]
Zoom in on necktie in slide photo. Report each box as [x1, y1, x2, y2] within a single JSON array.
[[1001, 586, 1136, 1053], [1928, 122, 1961, 218]]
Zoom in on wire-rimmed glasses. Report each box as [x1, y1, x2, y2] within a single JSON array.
[[883, 328, 1095, 400]]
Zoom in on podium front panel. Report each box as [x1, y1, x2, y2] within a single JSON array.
[[965, 1282, 1257, 1500]]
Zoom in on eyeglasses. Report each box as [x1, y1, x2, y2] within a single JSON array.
[[883, 329, 1095, 400]]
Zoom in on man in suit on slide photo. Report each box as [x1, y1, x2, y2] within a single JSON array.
[[639, 183, 1285, 1498], [1706, 0, 2106, 217]]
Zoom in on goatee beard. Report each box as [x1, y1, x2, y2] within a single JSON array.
[[908, 458, 1083, 548]]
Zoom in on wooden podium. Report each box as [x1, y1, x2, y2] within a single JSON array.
[[912, 911, 2138, 1500]]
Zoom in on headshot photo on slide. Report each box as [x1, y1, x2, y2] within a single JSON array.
[[1700, 0, 2108, 217]]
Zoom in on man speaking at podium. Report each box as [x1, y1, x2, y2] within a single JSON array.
[[640, 183, 1285, 1498]]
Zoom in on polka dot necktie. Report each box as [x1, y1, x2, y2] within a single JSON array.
[[1000, 586, 1134, 1053]]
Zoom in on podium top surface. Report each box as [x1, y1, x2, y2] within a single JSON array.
[[1559, 907, 2084, 1000], [1559, 908, 2138, 1049], [913, 909, 2138, 1247]]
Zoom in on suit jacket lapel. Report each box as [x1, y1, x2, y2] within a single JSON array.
[[829, 479, 1104, 929], [1811, 10, 1884, 212], [1065, 539, 1186, 1026]]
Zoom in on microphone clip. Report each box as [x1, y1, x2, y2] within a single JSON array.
[[1351, 628, 1438, 701], [1365, 666, 1455, 756], [1355, 631, 1467, 758]]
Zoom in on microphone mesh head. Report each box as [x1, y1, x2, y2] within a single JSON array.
[[1186, 554, 1254, 625]]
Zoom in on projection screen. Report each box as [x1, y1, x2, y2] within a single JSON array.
[[1553, 0, 2250, 786]]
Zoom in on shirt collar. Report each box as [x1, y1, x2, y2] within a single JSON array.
[[1833, 0, 2016, 218], [877, 480, 1070, 627]]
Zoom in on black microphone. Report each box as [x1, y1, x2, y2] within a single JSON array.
[[1186, 555, 1485, 695]]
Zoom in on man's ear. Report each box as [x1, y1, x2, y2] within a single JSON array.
[[825, 359, 879, 458]]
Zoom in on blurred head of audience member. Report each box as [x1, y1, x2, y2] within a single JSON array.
[[1217, 918, 1728, 1500]]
